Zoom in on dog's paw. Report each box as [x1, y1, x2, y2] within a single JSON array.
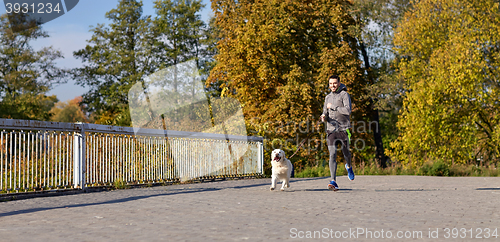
[[270, 187, 275, 191], [286, 184, 290, 188], [280, 188, 285, 191]]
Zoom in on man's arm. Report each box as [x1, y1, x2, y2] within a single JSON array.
[[321, 96, 329, 122], [336, 92, 351, 116]]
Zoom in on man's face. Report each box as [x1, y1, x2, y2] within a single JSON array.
[[329, 78, 339, 92]]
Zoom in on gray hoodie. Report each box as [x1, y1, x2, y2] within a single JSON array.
[[322, 83, 351, 132]]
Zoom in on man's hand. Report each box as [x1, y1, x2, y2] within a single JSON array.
[[327, 103, 338, 111]]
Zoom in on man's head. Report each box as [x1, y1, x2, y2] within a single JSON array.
[[328, 75, 340, 92]]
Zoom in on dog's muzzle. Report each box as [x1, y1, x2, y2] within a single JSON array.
[[273, 155, 281, 162]]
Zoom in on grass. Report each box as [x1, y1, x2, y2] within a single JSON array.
[[295, 164, 346, 178], [112, 179, 129, 189], [295, 161, 500, 178]]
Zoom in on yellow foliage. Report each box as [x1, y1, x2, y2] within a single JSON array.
[[391, 0, 500, 166], [208, 0, 374, 167]]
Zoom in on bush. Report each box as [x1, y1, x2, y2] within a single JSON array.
[[417, 162, 432, 176], [417, 160, 449, 176], [430, 160, 450, 176]]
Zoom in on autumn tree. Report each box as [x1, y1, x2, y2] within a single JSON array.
[[208, 0, 371, 168], [74, 0, 160, 126], [350, 0, 413, 167], [0, 14, 68, 120], [391, 0, 500, 166], [50, 96, 89, 123]]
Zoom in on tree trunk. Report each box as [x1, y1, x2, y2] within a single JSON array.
[[359, 42, 388, 168]]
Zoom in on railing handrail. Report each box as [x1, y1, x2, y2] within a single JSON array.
[[0, 118, 82, 132], [0, 118, 263, 142]]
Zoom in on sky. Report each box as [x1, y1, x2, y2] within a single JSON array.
[[0, 0, 214, 102]]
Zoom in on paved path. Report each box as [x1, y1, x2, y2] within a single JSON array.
[[0, 176, 499, 241]]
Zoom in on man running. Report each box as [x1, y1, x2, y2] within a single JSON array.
[[320, 75, 354, 191]]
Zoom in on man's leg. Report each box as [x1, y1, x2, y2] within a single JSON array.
[[341, 139, 352, 168], [328, 145, 337, 181], [327, 132, 340, 191], [341, 137, 354, 181]]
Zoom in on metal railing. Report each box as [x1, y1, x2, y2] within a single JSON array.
[[0, 119, 263, 193]]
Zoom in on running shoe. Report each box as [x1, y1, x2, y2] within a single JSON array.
[[328, 180, 339, 191], [346, 164, 355, 181]]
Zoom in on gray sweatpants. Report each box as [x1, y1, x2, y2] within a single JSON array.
[[327, 131, 351, 181]]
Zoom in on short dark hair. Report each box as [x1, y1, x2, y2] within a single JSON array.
[[329, 75, 340, 82]]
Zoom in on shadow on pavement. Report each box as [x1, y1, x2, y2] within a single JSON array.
[[0, 178, 333, 217], [0, 181, 275, 217], [284, 188, 353, 192], [0, 188, 221, 217]]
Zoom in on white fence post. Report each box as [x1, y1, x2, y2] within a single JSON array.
[[259, 142, 264, 174], [73, 123, 86, 189]]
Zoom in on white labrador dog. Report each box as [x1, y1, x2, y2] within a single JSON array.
[[270, 149, 293, 191]]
